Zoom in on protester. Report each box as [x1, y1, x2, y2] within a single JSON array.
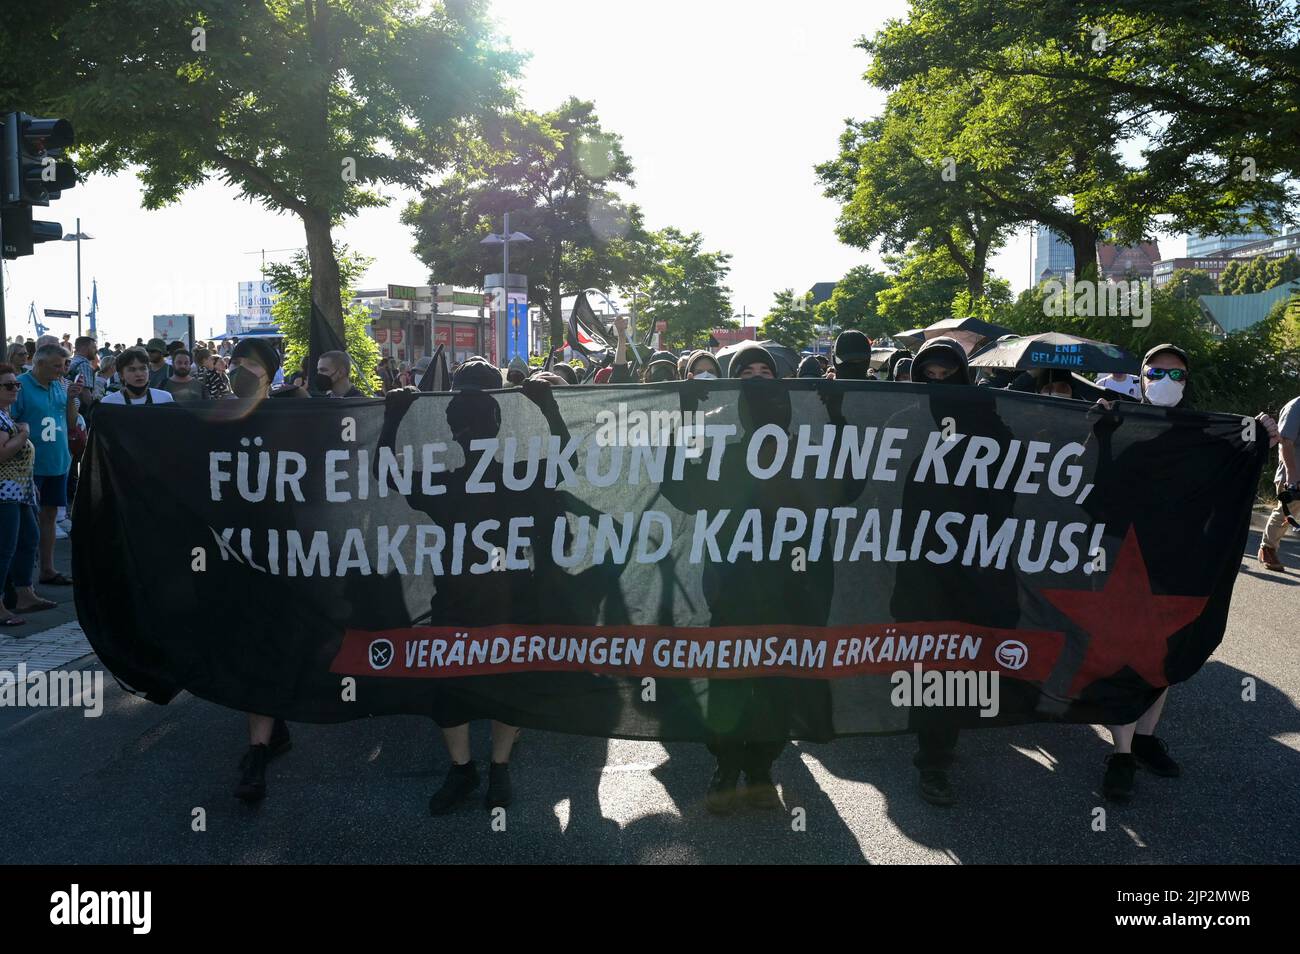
[[1092, 342, 1278, 802], [829, 330, 873, 380], [549, 362, 578, 386], [195, 348, 230, 400], [101, 348, 175, 405], [796, 354, 825, 378], [5, 344, 28, 370], [1037, 369, 1074, 398], [10, 345, 81, 586], [505, 356, 529, 386], [892, 357, 913, 382], [219, 336, 292, 802], [144, 339, 172, 390], [313, 350, 362, 398], [156, 350, 204, 401], [685, 350, 722, 380], [641, 351, 680, 382], [426, 356, 522, 816], [94, 355, 118, 402], [729, 344, 778, 380], [68, 337, 97, 395], [1259, 393, 1299, 571], [0, 364, 55, 628], [1097, 370, 1142, 400]]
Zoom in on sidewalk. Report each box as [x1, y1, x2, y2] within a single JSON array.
[[0, 534, 88, 675]]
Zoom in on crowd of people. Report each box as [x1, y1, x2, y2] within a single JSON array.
[[4, 318, 1295, 821]]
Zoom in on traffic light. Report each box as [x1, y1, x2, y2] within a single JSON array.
[[0, 111, 75, 260]]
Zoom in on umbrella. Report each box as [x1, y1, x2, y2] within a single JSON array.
[[715, 339, 800, 378], [968, 332, 1139, 375], [893, 317, 1014, 355], [869, 346, 900, 371], [417, 344, 451, 391]]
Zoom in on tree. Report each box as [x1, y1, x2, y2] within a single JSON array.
[[816, 100, 1016, 300], [863, 0, 1297, 257], [633, 228, 732, 351], [266, 247, 381, 395], [404, 98, 650, 349], [812, 265, 890, 341], [760, 289, 819, 350], [1167, 269, 1219, 302], [0, 0, 516, 340], [874, 246, 968, 333]]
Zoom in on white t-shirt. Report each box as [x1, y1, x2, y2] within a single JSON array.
[[1097, 373, 1141, 399], [100, 388, 175, 405]]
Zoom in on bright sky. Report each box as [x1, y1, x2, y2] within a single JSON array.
[[1, 0, 1179, 345]]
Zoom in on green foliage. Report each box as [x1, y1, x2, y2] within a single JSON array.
[[1220, 254, 1300, 295], [403, 98, 649, 348], [874, 246, 968, 333], [1167, 269, 1220, 301], [266, 248, 381, 395], [0, 0, 517, 335], [633, 228, 733, 351], [813, 265, 891, 341], [760, 289, 819, 351]]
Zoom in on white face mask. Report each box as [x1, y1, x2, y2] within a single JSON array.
[[1145, 376, 1185, 407], [693, 371, 716, 380]]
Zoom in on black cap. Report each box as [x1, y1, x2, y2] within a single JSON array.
[[231, 337, 281, 378], [728, 344, 778, 379], [1143, 342, 1190, 368], [550, 363, 577, 385], [451, 356, 502, 391], [686, 350, 722, 377], [797, 354, 824, 378], [833, 330, 873, 367]]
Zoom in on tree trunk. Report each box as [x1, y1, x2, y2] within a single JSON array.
[[303, 208, 344, 341], [1069, 222, 1099, 280], [968, 241, 987, 300]]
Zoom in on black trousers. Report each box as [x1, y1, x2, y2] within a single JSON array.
[[707, 739, 785, 774]]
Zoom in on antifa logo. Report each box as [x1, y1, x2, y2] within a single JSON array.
[[368, 639, 394, 671], [995, 640, 1028, 671]]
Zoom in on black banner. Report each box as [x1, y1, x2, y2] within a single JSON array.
[[74, 380, 1264, 741]]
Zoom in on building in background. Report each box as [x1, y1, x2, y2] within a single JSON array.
[[1098, 240, 1162, 281], [355, 284, 492, 366], [1152, 254, 1236, 289], [226, 279, 281, 336], [1033, 228, 1074, 283], [1186, 211, 1279, 257]]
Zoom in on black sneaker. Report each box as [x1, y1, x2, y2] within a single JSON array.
[[1132, 734, 1180, 777], [234, 744, 269, 802], [428, 762, 479, 816], [485, 762, 512, 810], [706, 766, 741, 815], [918, 769, 955, 806], [1103, 753, 1137, 802], [744, 769, 782, 811]]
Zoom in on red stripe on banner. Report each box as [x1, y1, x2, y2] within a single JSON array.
[[330, 623, 1065, 681]]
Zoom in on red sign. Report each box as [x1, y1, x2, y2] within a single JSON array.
[[711, 327, 756, 347], [434, 326, 450, 347], [391, 328, 404, 345], [454, 325, 477, 349], [374, 328, 388, 344]]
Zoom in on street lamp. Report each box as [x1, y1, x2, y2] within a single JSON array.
[[61, 218, 94, 337], [481, 212, 533, 360]]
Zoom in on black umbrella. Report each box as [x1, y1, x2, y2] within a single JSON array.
[[968, 332, 1139, 375], [715, 339, 800, 378], [894, 316, 1014, 355], [417, 344, 451, 391]]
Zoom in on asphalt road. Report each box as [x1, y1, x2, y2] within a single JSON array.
[[3, 526, 1297, 865]]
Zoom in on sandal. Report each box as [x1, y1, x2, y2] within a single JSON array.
[[38, 573, 73, 586], [13, 598, 56, 612], [1, 616, 27, 627]]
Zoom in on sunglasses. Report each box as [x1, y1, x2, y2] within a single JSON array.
[[1144, 368, 1188, 382], [0, 382, 20, 391]]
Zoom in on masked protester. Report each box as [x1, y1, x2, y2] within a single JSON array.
[[312, 350, 362, 398], [1087, 342, 1277, 802], [641, 351, 680, 383], [893, 337, 1022, 806], [220, 336, 292, 801], [685, 350, 722, 381], [100, 348, 175, 406], [892, 357, 913, 383], [828, 330, 873, 381], [796, 354, 825, 379]]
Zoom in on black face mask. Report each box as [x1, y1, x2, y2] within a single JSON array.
[[228, 366, 263, 398], [124, 380, 149, 397], [311, 372, 335, 393]]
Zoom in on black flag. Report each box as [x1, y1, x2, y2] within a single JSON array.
[[418, 344, 450, 392], [567, 291, 610, 362], [309, 299, 348, 393]]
